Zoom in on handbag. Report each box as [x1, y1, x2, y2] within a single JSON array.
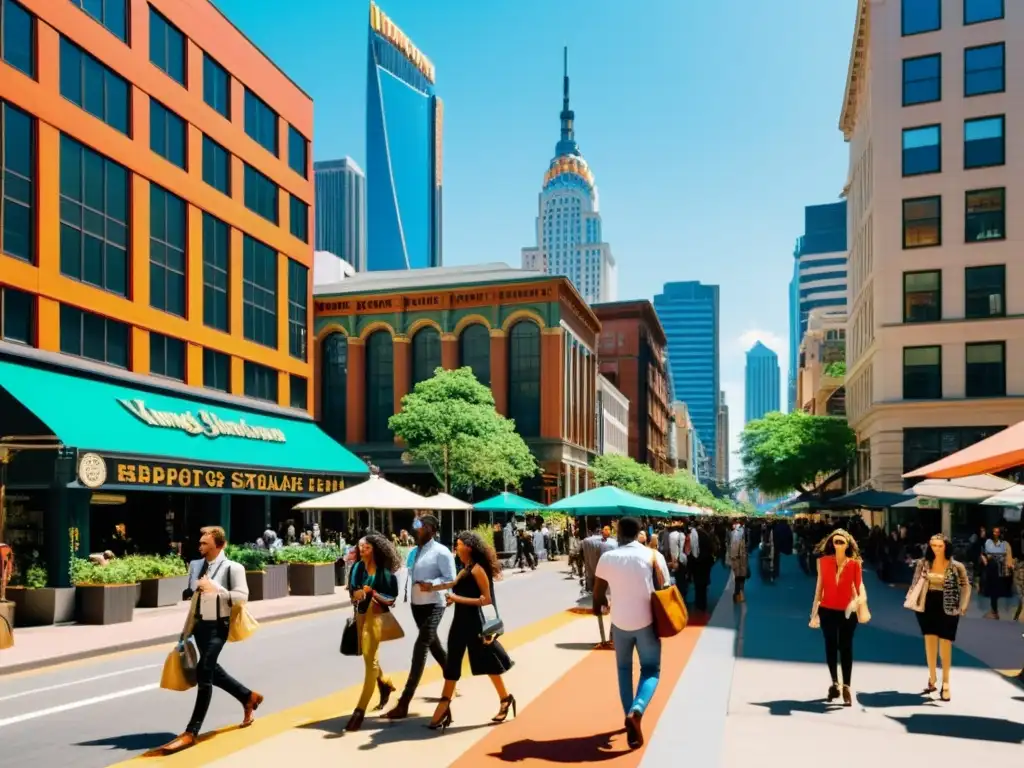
[[480, 576, 504, 639], [160, 640, 197, 691], [378, 605, 405, 642], [226, 565, 259, 643], [340, 609, 360, 656], [846, 579, 871, 624], [904, 571, 926, 612], [650, 553, 688, 638]]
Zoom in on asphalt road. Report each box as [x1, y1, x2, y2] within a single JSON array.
[[0, 561, 582, 768]]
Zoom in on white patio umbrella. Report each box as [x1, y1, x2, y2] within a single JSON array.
[[419, 492, 474, 531], [294, 475, 431, 533], [980, 485, 1024, 507], [911, 473, 1016, 503]]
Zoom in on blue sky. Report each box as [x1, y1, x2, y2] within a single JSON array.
[[215, 0, 856, 477]]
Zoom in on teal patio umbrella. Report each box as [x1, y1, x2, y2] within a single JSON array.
[[547, 486, 672, 518], [474, 492, 546, 513]]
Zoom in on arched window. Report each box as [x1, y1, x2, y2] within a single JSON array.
[[508, 320, 541, 437], [365, 330, 394, 442], [411, 326, 441, 387], [458, 323, 490, 387], [320, 333, 348, 442]]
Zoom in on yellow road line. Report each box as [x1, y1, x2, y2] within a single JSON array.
[[109, 609, 584, 767]]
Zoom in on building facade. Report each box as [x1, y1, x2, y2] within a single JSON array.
[[314, 157, 366, 272], [520, 49, 616, 305], [312, 264, 600, 502], [596, 374, 629, 456], [653, 281, 720, 477], [745, 341, 781, 423], [716, 390, 730, 482], [366, 2, 442, 271], [841, 0, 1024, 491], [0, 0, 365, 586], [671, 401, 697, 473], [797, 308, 847, 417], [593, 301, 671, 474]]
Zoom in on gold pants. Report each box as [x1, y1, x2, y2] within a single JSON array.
[[356, 607, 391, 711]]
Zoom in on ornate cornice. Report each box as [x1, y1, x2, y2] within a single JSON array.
[[839, 0, 869, 140]]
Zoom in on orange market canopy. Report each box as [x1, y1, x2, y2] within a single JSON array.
[[903, 421, 1024, 480]]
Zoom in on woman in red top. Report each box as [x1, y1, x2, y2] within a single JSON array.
[[809, 529, 864, 706]]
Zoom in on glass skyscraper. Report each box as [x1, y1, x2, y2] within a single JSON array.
[[654, 281, 720, 478], [366, 2, 442, 271], [745, 341, 781, 423], [314, 157, 366, 272]]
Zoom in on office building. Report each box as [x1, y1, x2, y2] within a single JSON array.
[[796, 308, 847, 416], [841, 0, 1024, 492], [314, 157, 366, 272], [653, 281, 720, 478], [716, 390, 730, 482], [745, 341, 781, 423], [366, 2, 442, 271], [597, 374, 629, 457], [521, 49, 616, 304]]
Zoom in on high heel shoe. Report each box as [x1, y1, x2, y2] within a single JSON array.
[[344, 709, 365, 731], [841, 685, 852, 707], [427, 697, 453, 732], [922, 680, 937, 695], [827, 684, 840, 702], [375, 678, 396, 711], [492, 694, 517, 722], [940, 683, 951, 702]]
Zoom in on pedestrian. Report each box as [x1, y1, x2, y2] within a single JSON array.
[[904, 534, 970, 701], [343, 533, 402, 731], [161, 526, 262, 753], [729, 519, 749, 602], [692, 521, 714, 612], [386, 515, 456, 719], [980, 527, 1014, 619], [424, 532, 515, 731], [592, 516, 671, 750]]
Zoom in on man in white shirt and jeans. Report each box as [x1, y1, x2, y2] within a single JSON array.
[[593, 517, 671, 750]]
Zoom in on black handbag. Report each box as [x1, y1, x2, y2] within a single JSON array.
[[340, 611, 360, 656], [479, 576, 504, 640]]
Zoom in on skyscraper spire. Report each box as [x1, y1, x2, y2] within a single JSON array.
[[556, 46, 579, 156]]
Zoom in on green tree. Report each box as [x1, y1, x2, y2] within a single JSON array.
[[389, 367, 539, 494], [591, 454, 745, 513], [739, 411, 855, 497]]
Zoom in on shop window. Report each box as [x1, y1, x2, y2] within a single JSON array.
[[965, 188, 1004, 242], [966, 342, 1005, 397], [149, 6, 185, 86], [59, 303, 129, 368], [242, 234, 277, 348], [243, 359, 277, 402], [59, 134, 129, 296], [244, 88, 277, 156], [903, 270, 941, 323], [902, 54, 941, 106], [902, 0, 940, 35], [902, 195, 941, 249], [1, 0, 34, 77], [903, 345, 941, 400], [69, 0, 127, 42], [964, 43, 1004, 97], [0, 284, 32, 344], [411, 327, 441, 388], [365, 330, 394, 443], [203, 53, 229, 119], [59, 37, 129, 135], [150, 331, 185, 382], [202, 212, 229, 332], [964, 264, 1004, 319], [901, 125, 940, 176], [287, 259, 307, 360], [508, 321, 541, 438], [150, 99, 186, 169], [320, 332, 348, 443], [288, 125, 307, 179], [964, 115, 1004, 168], [1, 101, 34, 263], [203, 348, 229, 392], [150, 184, 186, 317], [290, 374, 307, 410], [459, 323, 490, 387], [904, 426, 1004, 476], [964, 0, 1004, 25], [202, 135, 230, 195], [289, 194, 308, 243], [244, 163, 278, 225]]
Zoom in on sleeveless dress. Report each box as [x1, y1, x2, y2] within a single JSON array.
[[442, 566, 514, 681]]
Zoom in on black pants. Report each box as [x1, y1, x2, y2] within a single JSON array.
[[401, 604, 447, 700], [819, 607, 857, 686], [516, 547, 537, 570], [675, 562, 689, 600], [186, 619, 251, 735], [692, 561, 711, 611]]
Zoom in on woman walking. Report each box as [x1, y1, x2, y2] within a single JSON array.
[[905, 534, 970, 701], [729, 520, 749, 602], [344, 533, 402, 731], [424, 532, 515, 731], [981, 527, 1014, 619]]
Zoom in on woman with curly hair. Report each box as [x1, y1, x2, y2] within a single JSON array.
[[344, 532, 402, 731], [423, 531, 515, 731]]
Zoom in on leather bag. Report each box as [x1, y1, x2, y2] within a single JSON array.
[[340, 609, 360, 656], [378, 604, 406, 642], [479, 576, 504, 640], [160, 641, 197, 692], [226, 565, 259, 643], [650, 553, 688, 638]]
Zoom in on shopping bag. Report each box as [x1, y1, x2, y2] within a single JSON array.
[[650, 554, 688, 638], [160, 644, 196, 691], [228, 602, 259, 643]]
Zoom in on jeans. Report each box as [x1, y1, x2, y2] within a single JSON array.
[[186, 619, 251, 735], [401, 604, 447, 699], [611, 623, 661, 716], [819, 607, 857, 686]]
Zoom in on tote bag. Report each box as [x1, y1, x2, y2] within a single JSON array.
[[904, 573, 926, 612], [340, 609, 360, 656], [650, 553, 688, 638], [226, 564, 259, 643]]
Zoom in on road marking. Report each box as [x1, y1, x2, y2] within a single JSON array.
[[0, 684, 158, 728], [0, 664, 161, 703]]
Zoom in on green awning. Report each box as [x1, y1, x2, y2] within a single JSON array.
[[0, 359, 367, 475], [547, 486, 672, 518]]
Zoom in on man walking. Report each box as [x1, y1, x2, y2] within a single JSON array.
[[593, 517, 671, 750], [162, 526, 262, 753], [692, 521, 714, 612], [386, 515, 456, 719]]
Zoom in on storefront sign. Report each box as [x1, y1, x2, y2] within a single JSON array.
[[315, 284, 556, 318], [89, 458, 346, 495], [117, 399, 287, 443]]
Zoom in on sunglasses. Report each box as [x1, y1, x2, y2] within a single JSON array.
[[832, 539, 848, 547]]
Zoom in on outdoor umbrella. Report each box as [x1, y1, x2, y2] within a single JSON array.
[[903, 420, 1024, 479], [419, 492, 474, 530], [293, 474, 431, 510], [473, 492, 546, 513], [911, 474, 1016, 503], [981, 485, 1024, 507], [547, 486, 672, 518]]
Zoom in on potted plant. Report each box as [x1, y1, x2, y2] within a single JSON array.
[[277, 545, 341, 596], [73, 557, 139, 625], [6, 551, 77, 627], [135, 554, 189, 608], [227, 545, 288, 601]]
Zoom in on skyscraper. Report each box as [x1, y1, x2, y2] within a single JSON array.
[[653, 282, 720, 478], [521, 49, 616, 304], [366, 2, 442, 271], [745, 342, 781, 423], [716, 390, 730, 482], [314, 158, 366, 272]]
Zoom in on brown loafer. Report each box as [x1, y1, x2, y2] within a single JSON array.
[[161, 733, 196, 753], [241, 692, 264, 728]]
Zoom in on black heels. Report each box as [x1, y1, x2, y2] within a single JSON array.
[[940, 683, 951, 702], [827, 684, 840, 702], [427, 697, 453, 732], [922, 680, 937, 695], [375, 678, 396, 711], [492, 694, 517, 723], [344, 708, 365, 731]]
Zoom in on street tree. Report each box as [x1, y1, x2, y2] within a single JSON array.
[[591, 454, 743, 513]]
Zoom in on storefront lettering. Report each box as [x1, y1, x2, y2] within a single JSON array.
[[354, 298, 394, 312], [110, 460, 345, 495], [314, 282, 559, 319], [404, 294, 441, 309], [452, 291, 487, 306], [117, 399, 287, 443], [498, 287, 550, 301]]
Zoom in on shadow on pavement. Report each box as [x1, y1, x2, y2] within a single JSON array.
[[487, 729, 628, 763], [856, 690, 936, 709], [751, 698, 835, 716], [887, 713, 1024, 744], [555, 642, 613, 651], [297, 712, 491, 746], [75, 732, 177, 752]]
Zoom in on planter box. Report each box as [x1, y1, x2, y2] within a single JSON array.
[[246, 564, 288, 601], [75, 584, 136, 625], [288, 563, 335, 596], [7, 586, 76, 626], [138, 575, 189, 608], [0, 601, 14, 649]]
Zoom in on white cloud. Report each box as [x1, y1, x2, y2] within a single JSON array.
[[735, 328, 787, 357]]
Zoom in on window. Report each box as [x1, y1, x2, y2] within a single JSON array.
[[149, 331, 185, 381], [69, 0, 126, 42], [59, 37, 130, 135], [965, 265, 1004, 319], [508, 321, 541, 437], [59, 134, 129, 295], [902, 0, 940, 35], [903, 271, 941, 323], [202, 53, 230, 119], [411, 327, 441, 387], [59, 304, 129, 368], [244, 163, 278, 224], [290, 374, 307, 410], [244, 88, 277, 155], [243, 360, 278, 402], [903, 346, 941, 400], [150, 99, 186, 169], [202, 135, 230, 195], [964, 0, 1004, 25], [902, 54, 941, 106], [458, 323, 490, 387], [902, 196, 941, 249], [0, 284, 32, 343], [320, 333, 348, 442], [242, 234, 277, 348], [1, 101, 33, 263], [965, 188, 1005, 243], [288, 125, 307, 178], [2, 0, 34, 77], [964, 116, 1004, 168], [150, 184, 186, 316], [289, 194, 308, 242], [902, 125, 940, 176], [203, 348, 229, 391], [966, 342, 1005, 397], [365, 330, 394, 442], [964, 43, 1004, 97], [149, 7, 184, 85], [904, 426, 1004, 475], [202, 212, 229, 331], [287, 258, 307, 360]]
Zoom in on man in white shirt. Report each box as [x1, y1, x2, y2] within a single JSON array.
[[593, 517, 671, 750]]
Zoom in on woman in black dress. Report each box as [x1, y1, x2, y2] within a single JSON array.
[[425, 531, 514, 731]]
